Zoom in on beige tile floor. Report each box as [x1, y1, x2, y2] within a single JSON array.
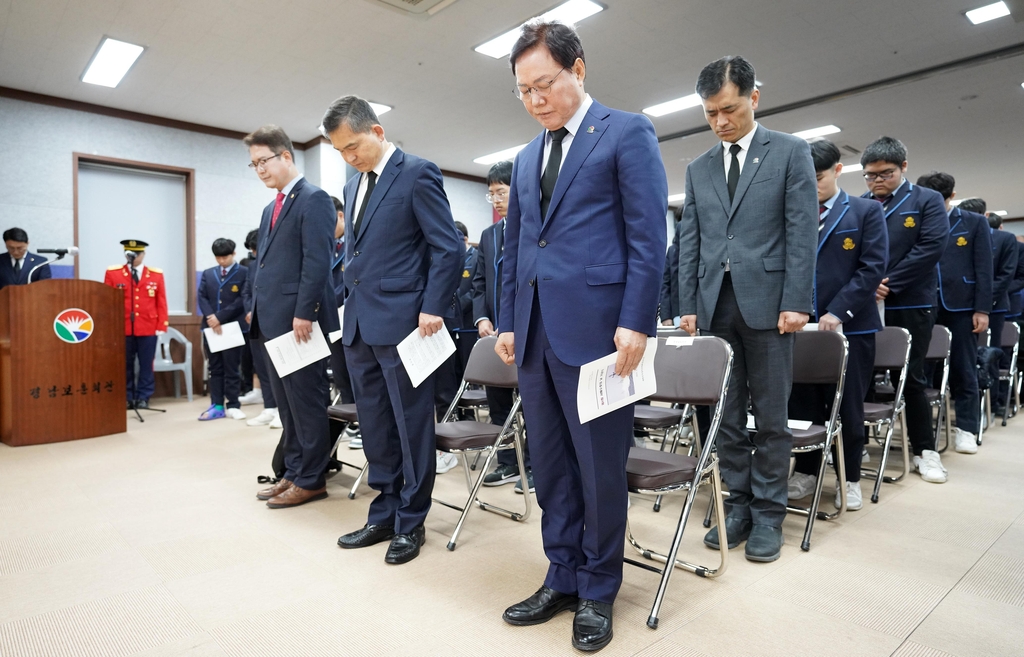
[[1, 397, 1022, 656]]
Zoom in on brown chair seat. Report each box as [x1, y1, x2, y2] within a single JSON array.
[[328, 403, 358, 423], [436, 421, 505, 451], [791, 424, 827, 449], [626, 448, 698, 490], [863, 402, 893, 423], [633, 405, 684, 429], [924, 388, 941, 403], [457, 388, 488, 408]]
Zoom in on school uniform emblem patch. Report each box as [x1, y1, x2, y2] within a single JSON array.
[[956, 236, 968, 247], [842, 238, 855, 250], [904, 216, 916, 228]]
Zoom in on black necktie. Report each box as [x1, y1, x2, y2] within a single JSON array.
[[13, 259, 21, 278], [541, 127, 569, 219], [727, 143, 742, 203], [132, 267, 139, 283], [353, 172, 377, 238]]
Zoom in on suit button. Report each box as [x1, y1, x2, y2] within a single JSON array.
[[354, 279, 360, 285], [260, 263, 265, 268], [728, 234, 734, 240], [529, 279, 535, 287], [538, 240, 547, 248], [354, 251, 360, 256], [720, 262, 726, 267]]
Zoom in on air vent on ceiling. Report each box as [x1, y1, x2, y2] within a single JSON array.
[[841, 144, 861, 155], [364, 0, 459, 15]]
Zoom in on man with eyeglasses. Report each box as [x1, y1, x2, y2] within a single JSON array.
[[860, 136, 948, 483], [495, 20, 667, 652], [245, 125, 339, 509]]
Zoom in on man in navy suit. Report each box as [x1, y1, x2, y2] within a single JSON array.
[[985, 211, 1018, 365], [679, 56, 817, 562], [788, 140, 887, 511], [495, 22, 667, 651], [324, 96, 462, 565], [0, 228, 51, 289], [245, 125, 339, 509], [861, 137, 949, 483]]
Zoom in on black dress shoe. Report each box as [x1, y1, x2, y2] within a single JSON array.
[[573, 599, 613, 652], [703, 516, 753, 550], [337, 524, 395, 549], [126, 400, 135, 410], [136, 399, 150, 409], [502, 586, 579, 626], [745, 524, 784, 562], [384, 526, 425, 564]]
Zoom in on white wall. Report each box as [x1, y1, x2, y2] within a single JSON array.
[[445, 176, 493, 244]]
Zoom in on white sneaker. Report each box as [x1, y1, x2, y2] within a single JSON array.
[[836, 480, 863, 510], [238, 389, 263, 406], [348, 438, 363, 449], [269, 413, 283, 429], [246, 408, 277, 427], [436, 451, 458, 474], [862, 448, 870, 463], [225, 408, 247, 420], [954, 428, 978, 454], [914, 449, 947, 483], [787, 472, 817, 499]]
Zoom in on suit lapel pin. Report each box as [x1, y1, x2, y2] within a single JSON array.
[[587, 126, 595, 134], [290, 194, 295, 198], [752, 157, 759, 164]]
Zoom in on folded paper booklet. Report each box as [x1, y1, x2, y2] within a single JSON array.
[[802, 322, 843, 335], [746, 415, 813, 431], [265, 322, 331, 378], [203, 321, 245, 353], [329, 307, 344, 344], [397, 326, 456, 388], [576, 337, 658, 424]]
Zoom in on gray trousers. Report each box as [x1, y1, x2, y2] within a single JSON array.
[[707, 276, 794, 527]]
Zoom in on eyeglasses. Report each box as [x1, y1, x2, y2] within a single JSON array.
[[485, 191, 508, 203], [862, 169, 898, 182], [248, 154, 281, 171], [514, 67, 567, 101]]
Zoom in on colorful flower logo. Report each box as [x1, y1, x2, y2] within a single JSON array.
[[54, 309, 94, 344]]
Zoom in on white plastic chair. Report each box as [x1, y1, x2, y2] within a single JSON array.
[[154, 327, 193, 401]]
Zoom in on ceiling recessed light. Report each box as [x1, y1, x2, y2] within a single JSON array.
[[369, 102, 392, 116], [643, 94, 702, 118], [474, 143, 528, 165], [966, 1, 1010, 24], [842, 163, 863, 173], [474, 0, 604, 59], [82, 37, 144, 88], [668, 193, 686, 203], [994, 210, 1008, 216], [950, 199, 964, 206], [793, 125, 841, 140]]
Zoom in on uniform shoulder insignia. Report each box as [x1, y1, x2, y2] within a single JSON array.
[[108, 264, 123, 270], [148, 267, 163, 274]]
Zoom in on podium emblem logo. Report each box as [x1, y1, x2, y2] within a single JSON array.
[[54, 309, 94, 344]]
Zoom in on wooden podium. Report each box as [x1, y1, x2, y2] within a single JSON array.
[[0, 279, 126, 446]]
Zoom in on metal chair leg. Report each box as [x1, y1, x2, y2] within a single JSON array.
[[348, 462, 368, 499]]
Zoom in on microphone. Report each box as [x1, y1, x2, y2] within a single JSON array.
[[125, 251, 138, 262], [38, 247, 79, 257]]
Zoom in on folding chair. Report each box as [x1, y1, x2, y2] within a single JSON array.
[[622, 335, 733, 630], [924, 326, 953, 453], [434, 336, 529, 551], [998, 322, 1020, 427], [786, 330, 848, 552], [326, 403, 369, 499], [861, 326, 912, 504], [977, 328, 994, 443]]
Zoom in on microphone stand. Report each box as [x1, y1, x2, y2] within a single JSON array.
[[27, 252, 65, 284]]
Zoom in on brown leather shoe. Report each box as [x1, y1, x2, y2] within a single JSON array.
[[267, 484, 327, 508], [257, 478, 292, 501]]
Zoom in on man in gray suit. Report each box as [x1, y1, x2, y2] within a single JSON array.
[[678, 56, 817, 562]]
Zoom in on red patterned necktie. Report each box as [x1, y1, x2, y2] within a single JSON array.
[[271, 192, 285, 229]]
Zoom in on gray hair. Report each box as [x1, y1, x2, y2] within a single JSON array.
[[321, 96, 380, 136]]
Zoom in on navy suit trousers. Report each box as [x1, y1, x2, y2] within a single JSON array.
[[518, 293, 632, 604], [205, 343, 242, 409], [488, 385, 531, 469], [249, 336, 276, 409], [937, 309, 981, 435], [345, 329, 436, 535], [126, 335, 157, 401], [884, 308, 937, 453]]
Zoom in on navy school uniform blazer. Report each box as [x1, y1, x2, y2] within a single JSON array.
[[1006, 241, 1024, 318], [0, 252, 51, 289], [936, 208, 992, 314], [814, 191, 888, 334], [331, 239, 346, 308], [989, 227, 1018, 314], [199, 263, 248, 331], [862, 180, 948, 309], [471, 219, 504, 331], [660, 222, 681, 322], [341, 148, 462, 347], [457, 245, 478, 329]]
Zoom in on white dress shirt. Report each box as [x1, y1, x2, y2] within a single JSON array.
[[541, 94, 594, 178], [11, 256, 23, 271], [722, 122, 759, 179], [354, 143, 397, 220], [279, 173, 304, 199]]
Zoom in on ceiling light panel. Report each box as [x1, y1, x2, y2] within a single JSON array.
[[474, 0, 604, 59], [474, 143, 528, 165], [792, 125, 841, 140], [369, 102, 392, 116], [966, 1, 1010, 24], [668, 193, 686, 203], [842, 163, 863, 173], [643, 94, 702, 118], [82, 37, 144, 88]]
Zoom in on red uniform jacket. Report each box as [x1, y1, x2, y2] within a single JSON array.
[[103, 264, 169, 336]]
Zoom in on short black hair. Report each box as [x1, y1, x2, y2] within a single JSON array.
[[244, 229, 259, 251], [809, 139, 842, 173], [696, 56, 756, 99], [454, 221, 468, 239], [509, 20, 585, 75], [861, 136, 907, 167], [331, 196, 344, 213], [243, 125, 294, 159], [212, 238, 236, 257], [3, 228, 28, 243], [915, 172, 955, 200], [958, 197, 987, 215], [321, 96, 380, 136], [987, 213, 1003, 229], [487, 161, 513, 187]]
